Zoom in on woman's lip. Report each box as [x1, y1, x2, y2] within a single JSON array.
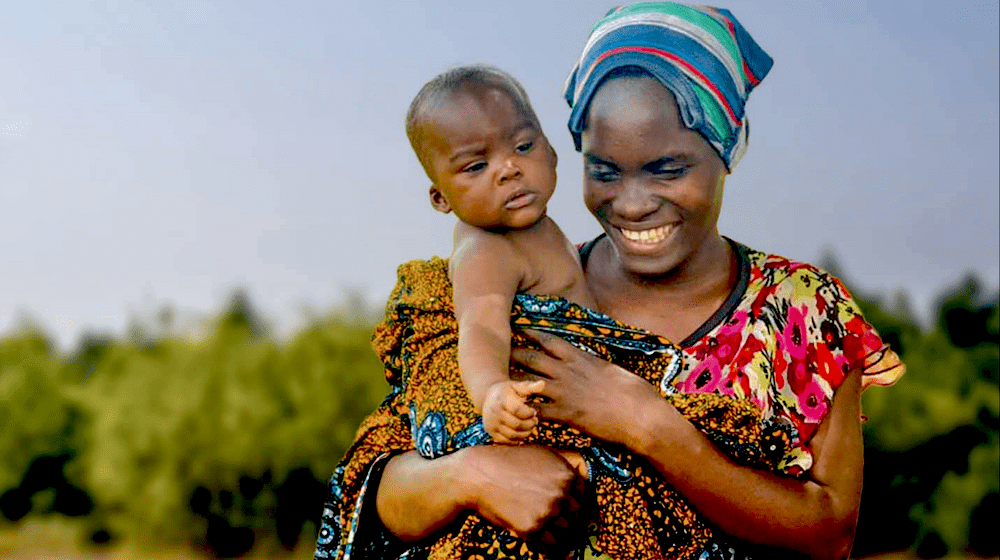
[[614, 223, 676, 251], [505, 191, 537, 210]]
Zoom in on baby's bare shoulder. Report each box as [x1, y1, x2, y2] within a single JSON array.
[[450, 223, 528, 284], [513, 220, 590, 299], [452, 223, 521, 261]]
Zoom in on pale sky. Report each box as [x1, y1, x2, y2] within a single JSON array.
[[2, 0, 998, 349]]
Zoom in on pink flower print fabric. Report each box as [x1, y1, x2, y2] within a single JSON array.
[[673, 246, 905, 475]]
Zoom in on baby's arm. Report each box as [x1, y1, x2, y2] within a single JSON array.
[[451, 232, 541, 443]]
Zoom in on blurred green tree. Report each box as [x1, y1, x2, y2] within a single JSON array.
[[1, 274, 996, 557]]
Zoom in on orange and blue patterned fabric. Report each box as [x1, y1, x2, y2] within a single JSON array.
[[313, 240, 904, 560], [564, 2, 773, 169]]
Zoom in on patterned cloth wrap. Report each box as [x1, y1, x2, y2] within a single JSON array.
[[315, 244, 906, 560], [344, 257, 800, 560]]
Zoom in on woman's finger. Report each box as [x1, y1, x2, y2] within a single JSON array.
[[555, 451, 588, 479], [525, 377, 561, 404], [519, 328, 582, 359], [509, 370, 547, 383], [532, 498, 583, 558], [531, 400, 572, 423], [511, 379, 545, 398], [510, 347, 560, 378], [565, 475, 589, 522], [535, 528, 558, 546]]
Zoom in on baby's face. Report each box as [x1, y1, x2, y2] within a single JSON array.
[[422, 85, 557, 231]]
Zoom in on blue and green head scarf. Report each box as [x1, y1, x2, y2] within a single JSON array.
[[564, 2, 773, 170]]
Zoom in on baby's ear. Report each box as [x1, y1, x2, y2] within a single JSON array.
[[428, 185, 452, 214], [549, 144, 558, 166]]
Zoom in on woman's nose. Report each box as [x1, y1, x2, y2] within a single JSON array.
[[611, 179, 659, 220]]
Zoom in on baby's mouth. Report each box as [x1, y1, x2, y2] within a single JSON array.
[[618, 224, 674, 244], [505, 191, 537, 210]]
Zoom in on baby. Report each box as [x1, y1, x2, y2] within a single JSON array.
[[405, 65, 596, 443]]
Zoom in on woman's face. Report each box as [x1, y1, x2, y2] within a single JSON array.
[[581, 76, 729, 279]]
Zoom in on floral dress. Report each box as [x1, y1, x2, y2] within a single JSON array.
[[313, 238, 904, 560]]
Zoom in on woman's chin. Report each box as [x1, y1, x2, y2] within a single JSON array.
[[608, 242, 683, 278], [620, 256, 682, 279]]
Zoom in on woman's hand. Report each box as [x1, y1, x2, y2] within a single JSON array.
[[465, 445, 586, 547], [377, 444, 585, 551], [511, 329, 662, 448]]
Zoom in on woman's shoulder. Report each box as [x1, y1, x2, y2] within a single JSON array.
[[735, 242, 858, 310], [734, 241, 904, 378], [741, 244, 844, 286]]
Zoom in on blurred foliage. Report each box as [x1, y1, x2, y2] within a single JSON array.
[[853, 274, 999, 558], [1, 291, 386, 556], [0, 274, 997, 558]]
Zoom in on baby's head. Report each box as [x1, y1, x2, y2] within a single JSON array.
[[406, 65, 557, 231]]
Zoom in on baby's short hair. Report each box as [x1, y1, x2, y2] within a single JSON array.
[[406, 64, 540, 178]]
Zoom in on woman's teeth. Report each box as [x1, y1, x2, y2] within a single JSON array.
[[620, 225, 672, 243]]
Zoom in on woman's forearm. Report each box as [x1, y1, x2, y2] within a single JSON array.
[[375, 450, 473, 541], [375, 444, 584, 543], [634, 408, 853, 558], [629, 371, 863, 559]]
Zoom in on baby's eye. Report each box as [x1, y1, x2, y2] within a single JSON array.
[[515, 141, 534, 153], [463, 161, 487, 173]]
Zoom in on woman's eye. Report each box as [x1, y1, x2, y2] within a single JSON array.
[[586, 165, 618, 182], [653, 166, 688, 179], [516, 141, 534, 153]]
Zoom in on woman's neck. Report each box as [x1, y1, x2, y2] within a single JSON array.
[[585, 234, 738, 344]]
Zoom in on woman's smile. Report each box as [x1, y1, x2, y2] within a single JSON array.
[[616, 223, 676, 251]]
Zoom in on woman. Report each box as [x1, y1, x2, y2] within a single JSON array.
[[314, 3, 903, 560]]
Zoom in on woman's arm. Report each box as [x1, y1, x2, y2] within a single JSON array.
[[513, 330, 863, 560], [631, 368, 863, 559], [376, 445, 586, 546], [374, 450, 472, 542]]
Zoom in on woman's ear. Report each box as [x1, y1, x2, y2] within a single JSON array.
[[429, 186, 452, 214]]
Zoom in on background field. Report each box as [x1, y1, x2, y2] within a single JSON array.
[[1, 269, 997, 559]]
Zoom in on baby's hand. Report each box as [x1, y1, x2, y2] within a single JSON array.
[[483, 379, 545, 444]]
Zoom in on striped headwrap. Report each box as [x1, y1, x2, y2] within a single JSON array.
[[564, 2, 773, 169]]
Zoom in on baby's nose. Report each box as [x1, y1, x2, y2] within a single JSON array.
[[498, 158, 522, 183]]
